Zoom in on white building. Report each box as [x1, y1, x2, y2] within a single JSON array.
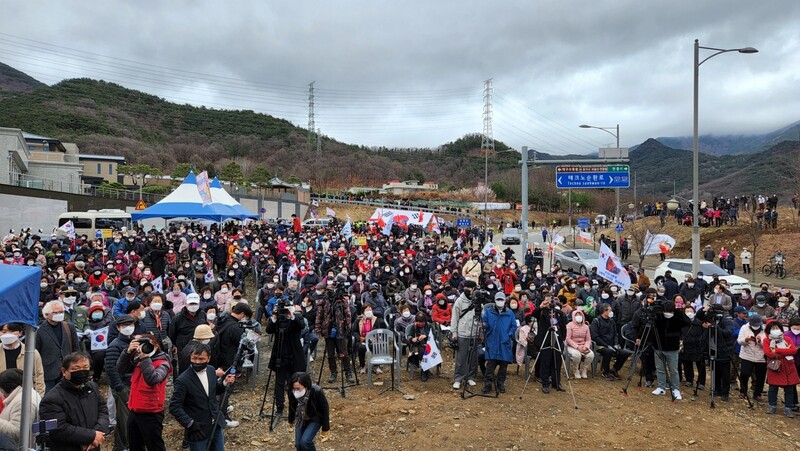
[[0, 128, 83, 193], [381, 179, 438, 196]]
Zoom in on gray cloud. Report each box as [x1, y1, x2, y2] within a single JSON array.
[[2, 0, 798, 152]]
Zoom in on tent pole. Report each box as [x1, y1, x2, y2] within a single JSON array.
[[20, 325, 36, 450]]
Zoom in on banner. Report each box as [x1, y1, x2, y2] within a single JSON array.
[[420, 337, 443, 372], [368, 208, 435, 227], [89, 327, 109, 351], [196, 171, 213, 206], [597, 241, 631, 290], [341, 220, 353, 239], [326, 207, 337, 217], [577, 231, 593, 245], [481, 241, 498, 256], [58, 220, 76, 238], [642, 231, 676, 256], [428, 215, 441, 235]]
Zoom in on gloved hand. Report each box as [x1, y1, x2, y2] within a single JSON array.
[[187, 422, 207, 442]]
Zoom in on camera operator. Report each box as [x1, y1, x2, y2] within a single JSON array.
[[265, 301, 306, 418], [650, 300, 691, 399], [214, 303, 253, 428], [533, 294, 567, 394], [116, 333, 171, 450], [631, 290, 658, 387], [695, 304, 736, 401], [450, 281, 480, 389], [315, 290, 355, 384]]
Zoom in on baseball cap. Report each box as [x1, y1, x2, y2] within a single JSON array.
[[186, 293, 200, 304], [494, 292, 506, 301], [748, 315, 763, 328], [733, 306, 747, 314]]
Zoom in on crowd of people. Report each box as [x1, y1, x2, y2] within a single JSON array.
[[0, 211, 799, 450]]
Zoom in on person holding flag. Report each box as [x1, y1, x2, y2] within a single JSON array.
[[596, 242, 631, 291]]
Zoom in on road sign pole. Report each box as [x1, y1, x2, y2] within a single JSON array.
[[520, 146, 529, 254]]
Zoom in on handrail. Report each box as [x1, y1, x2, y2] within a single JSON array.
[[310, 195, 482, 219]]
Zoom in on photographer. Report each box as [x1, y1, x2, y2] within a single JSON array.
[[450, 281, 480, 389], [265, 301, 306, 418], [533, 294, 567, 394], [650, 301, 691, 400], [116, 333, 171, 450], [315, 290, 354, 384], [214, 303, 254, 428], [696, 304, 736, 401], [631, 290, 658, 387]]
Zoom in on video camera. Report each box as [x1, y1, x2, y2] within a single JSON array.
[[275, 297, 291, 317], [706, 303, 726, 321], [472, 289, 491, 306], [642, 294, 665, 320]]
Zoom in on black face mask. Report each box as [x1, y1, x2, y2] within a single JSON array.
[[69, 369, 91, 386], [191, 362, 208, 372]]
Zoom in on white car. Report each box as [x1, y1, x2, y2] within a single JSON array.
[[653, 259, 752, 295], [501, 228, 521, 245]]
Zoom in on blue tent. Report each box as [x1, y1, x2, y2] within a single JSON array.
[[0, 264, 41, 449], [0, 265, 41, 328], [131, 172, 258, 222]]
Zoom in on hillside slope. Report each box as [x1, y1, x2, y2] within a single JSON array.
[[0, 61, 46, 99]]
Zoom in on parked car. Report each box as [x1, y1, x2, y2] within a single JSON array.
[[595, 215, 608, 225], [302, 217, 333, 229], [554, 249, 599, 276], [501, 228, 520, 245], [652, 259, 751, 295]]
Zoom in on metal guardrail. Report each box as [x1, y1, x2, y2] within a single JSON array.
[[83, 185, 165, 204], [310, 196, 482, 219], [10, 173, 80, 194]]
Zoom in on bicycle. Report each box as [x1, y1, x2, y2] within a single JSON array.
[[761, 260, 787, 279]]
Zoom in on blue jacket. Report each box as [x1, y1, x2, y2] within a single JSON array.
[[482, 306, 517, 363]]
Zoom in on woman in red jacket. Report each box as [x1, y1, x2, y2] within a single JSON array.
[[763, 321, 800, 417], [431, 293, 452, 325]]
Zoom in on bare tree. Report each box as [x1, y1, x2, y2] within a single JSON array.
[[627, 217, 669, 269]]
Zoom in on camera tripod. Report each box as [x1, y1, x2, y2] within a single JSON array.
[[518, 312, 578, 409], [622, 316, 676, 401], [258, 314, 290, 431], [209, 331, 250, 450], [315, 336, 359, 397]]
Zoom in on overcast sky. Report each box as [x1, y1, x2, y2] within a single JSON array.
[[2, 0, 798, 154]]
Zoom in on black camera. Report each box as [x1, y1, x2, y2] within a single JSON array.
[[642, 296, 664, 319], [707, 303, 725, 320], [472, 289, 491, 306], [137, 338, 154, 355], [275, 298, 290, 317]]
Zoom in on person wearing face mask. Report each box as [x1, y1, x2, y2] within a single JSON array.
[[113, 287, 140, 318], [577, 281, 598, 304], [223, 288, 247, 314], [87, 268, 108, 288], [590, 303, 630, 381], [762, 321, 800, 417], [39, 352, 110, 451], [116, 333, 172, 450], [36, 300, 79, 392], [750, 293, 776, 320], [532, 295, 568, 393], [361, 283, 388, 318], [167, 281, 189, 314], [214, 283, 234, 311], [480, 293, 517, 394], [783, 317, 800, 413], [557, 277, 578, 309], [287, 371, 330, 451], [405, 312, 434, 382], [647, 301, 692, 399], [179, 325, 218, 379], [566, 310, 594, 379], [0, 322, 45, 396], [0, 367, 41, 448], [679, 306, 707, 390], [431, 293, 453, 326], [142, 294, 172, 354], [314, 290, 354, 384], [402, 281, 423, 308], [774, 296, 798, 326], [169, 344, 236, 451], [706, 284, 732, 314], [264, 303, 306, 422], [737, 314, 768, 402], [463, 254, 482, 284], [60, 288, 89, 334], [169, 294, 208, 376], [355, 305, 387, 375], [85, 302, 113, 382], [104, 314, 138, 451]]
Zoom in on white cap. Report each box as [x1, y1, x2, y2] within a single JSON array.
[[186, 293, 201, 304]]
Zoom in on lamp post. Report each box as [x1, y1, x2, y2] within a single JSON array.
[[692, 39, 758, 275], [580, 123, 621, 256]]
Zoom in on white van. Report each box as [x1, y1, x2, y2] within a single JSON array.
[[57, 209, 132, 237], [302, 217, 333, 230]]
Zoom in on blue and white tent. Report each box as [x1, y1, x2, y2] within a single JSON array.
[[210, 177, 260, 219], [131, 172, 258, 222]]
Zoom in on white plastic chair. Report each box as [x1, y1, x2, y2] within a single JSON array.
[[365, 329, 401, 388]]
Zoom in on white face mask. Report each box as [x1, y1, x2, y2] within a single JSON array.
[[151, 303, 162, 311], [663, 312, 674, 319], [770, 329, 784, 339], [120, 325, 135, 336], [364, 311, 374, 319], [63, 296, 76, 305], [207, 313, 217, 321], [139, 311, 146, 319], [686, 313, 696, 320], [792, 329, 800, 336], [293, 389, 307, 399], [0, 334, 18, 346], [608, 311, 614, 318], [570, 284, 576, 289], [138, 264, 145, 269], [402, 311, 411, 319], [425, 290, 432, 296], [187, 304, 200, 313], [495, 300, 505, 309], [51, 313, 65, 322], [575, 316, 584, 324], [203, 293, 212, 300], [74, 278, 84, 284], [779, 302, 786, 308], [40, 282, 48, 288], [601, 294, 610, 299], [220, 287, 229, 294]]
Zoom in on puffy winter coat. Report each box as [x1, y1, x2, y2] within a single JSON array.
[[481, 306, 516, 363], [680, 319, 707, 362], [737, 326, 767, 363], [566, 311, 592, 350], [38, 380, 109, 451], [763, 333, 800, 386]]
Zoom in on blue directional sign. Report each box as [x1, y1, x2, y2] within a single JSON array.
[[615, 223, 624, 232], [456, 218, 472, 228], [578, 218, 590, 229], [556, 165, 630, 189]]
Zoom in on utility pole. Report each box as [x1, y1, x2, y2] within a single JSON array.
[[481, 79, 494, 231], [307, 82, 315, 153], [316, 128, 322, 154]]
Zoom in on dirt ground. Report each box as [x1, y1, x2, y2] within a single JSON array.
[[149, 344, 800, 451]]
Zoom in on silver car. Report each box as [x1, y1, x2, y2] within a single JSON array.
[[555, 249, 599, 276], [501, 228, 520, 245]]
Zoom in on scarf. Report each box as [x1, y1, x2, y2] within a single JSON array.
[[294, 390, 311, 429]]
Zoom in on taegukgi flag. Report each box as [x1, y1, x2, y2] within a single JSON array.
[[596, 241, 631, 290]]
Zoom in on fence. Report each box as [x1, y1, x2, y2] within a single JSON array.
[[310, 195, 482, 219], [83, 185, 165, 204], [10, 173, 80, 194]]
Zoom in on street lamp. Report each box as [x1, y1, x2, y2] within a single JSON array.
[[692, 39, 758, 275], [579, 123, 621, 256]]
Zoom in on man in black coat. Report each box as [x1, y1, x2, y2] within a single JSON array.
[[169, 297, 208, 375], [532, 295, 567, 393], [39, 352, 109, 451], [36, 300, 79, 392], [265, 304, 306, 416], [104, 315, 136, 451], [169, 344, 236, 451]]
